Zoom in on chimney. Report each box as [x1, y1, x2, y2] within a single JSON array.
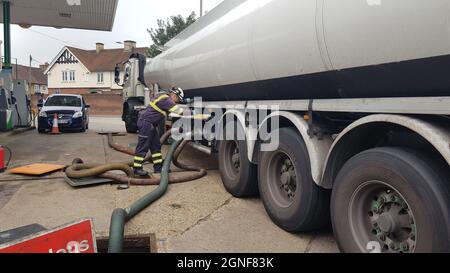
[[124, 40, 136, 52], [40, 62, 50, 71], [96, 42, 104, 53]]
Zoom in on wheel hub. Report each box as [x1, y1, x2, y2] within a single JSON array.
[[368, 190, 416, 253], [377, 212, 395, 234], [279, 159, 296, 199], [266, 151, 299, 208], [231, 146, 240, 171]]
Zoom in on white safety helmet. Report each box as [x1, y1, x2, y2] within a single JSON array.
[[171, 87, 185, 101]]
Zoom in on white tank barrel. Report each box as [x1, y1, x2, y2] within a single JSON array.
[[144, 0, 450, 101]]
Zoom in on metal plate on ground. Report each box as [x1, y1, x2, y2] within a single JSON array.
[[8, 164, 66, 176], [0, 224, 47, 245], [64, 174, 115, 188]]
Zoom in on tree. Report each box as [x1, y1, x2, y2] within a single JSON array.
[[147, 12, 197, 58]]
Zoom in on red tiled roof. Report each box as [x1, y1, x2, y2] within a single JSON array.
[[67, 46, 148, 72], [12, 64, 47, 85]]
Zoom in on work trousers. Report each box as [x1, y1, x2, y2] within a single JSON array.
[[134, 119, 163, 167]]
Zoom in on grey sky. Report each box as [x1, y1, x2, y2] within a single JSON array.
[[0, 0, 223, 67]]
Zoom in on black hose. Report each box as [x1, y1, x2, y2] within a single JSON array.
[[3, 146, 12, 168], [15, 104, 22, 127]]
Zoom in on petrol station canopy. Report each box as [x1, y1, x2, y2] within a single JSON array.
[[0, 0, 119, 31]]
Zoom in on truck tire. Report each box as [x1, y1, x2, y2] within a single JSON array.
[[125, 120, 138, 134], [218, 139, 258, 197], [258, 128, 331, 232], [123, 104, 138, 134], [123, 99, 142, 134], [331, 147, 450, 253]]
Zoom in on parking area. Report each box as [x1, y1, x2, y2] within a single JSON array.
[[0, 116, 338, 253]]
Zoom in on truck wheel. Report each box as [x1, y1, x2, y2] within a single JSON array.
[[123, 101, 140, 134], [331, 147, 450, 253], [218, 139, 258, 197], [258, 128, 331, 232], [125, 121, 138, 134]]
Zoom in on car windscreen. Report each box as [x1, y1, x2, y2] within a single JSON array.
[[45, 96, 82, 107]]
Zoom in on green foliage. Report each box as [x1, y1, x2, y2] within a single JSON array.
[[147, 12, 197, 58]]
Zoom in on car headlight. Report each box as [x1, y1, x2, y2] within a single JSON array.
[[73, 111, 83, 118], [39, 111, 47, 118]]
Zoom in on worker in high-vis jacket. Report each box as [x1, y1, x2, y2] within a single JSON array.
[[133, 88, 185, 177]]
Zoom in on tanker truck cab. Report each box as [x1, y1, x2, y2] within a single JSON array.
[[116, 54, 152, 133], [121, 0, 450, 253]]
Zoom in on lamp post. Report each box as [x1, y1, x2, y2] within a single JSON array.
[[3, 0, 11, 69], [200, 0, 203, 17]]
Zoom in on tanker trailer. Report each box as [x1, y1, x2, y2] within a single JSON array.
[[144, 0, 450, 101], [120, 0, 450, 253]]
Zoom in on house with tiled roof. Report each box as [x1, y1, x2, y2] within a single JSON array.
[[45, 41, 148, 95], [12, 64, 48, 95]]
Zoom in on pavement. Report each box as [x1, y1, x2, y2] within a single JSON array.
[[0, 116, 338, 253]]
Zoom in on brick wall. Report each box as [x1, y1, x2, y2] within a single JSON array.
[[48, 88, 89, 95], [32, 93, 123, 116], [83, 93, 123, 116], [48, 88, 123, 95]]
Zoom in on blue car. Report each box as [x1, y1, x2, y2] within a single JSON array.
[[38, 94, 90, 133]]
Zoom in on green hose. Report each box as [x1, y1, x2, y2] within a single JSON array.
[[107, 138, 182, 253]]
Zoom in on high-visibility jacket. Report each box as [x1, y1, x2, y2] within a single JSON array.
[[139, 93, 184, 124]]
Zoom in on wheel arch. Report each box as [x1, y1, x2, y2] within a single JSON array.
[[257, 111, 333, 184], [216, 109, 257, 162], [321, 114, 450, 189]]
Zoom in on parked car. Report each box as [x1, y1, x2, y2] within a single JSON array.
[[37, 94, 90, 133]]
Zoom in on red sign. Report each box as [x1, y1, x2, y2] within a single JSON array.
[[0, 219, 97, 253]]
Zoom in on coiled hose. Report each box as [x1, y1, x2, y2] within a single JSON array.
[[64, 129, 208, 253], [65, 131, 207, 186]]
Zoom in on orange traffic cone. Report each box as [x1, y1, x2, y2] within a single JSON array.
[[51, 113, 61, 134]]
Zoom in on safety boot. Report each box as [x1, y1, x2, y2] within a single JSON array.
[[133, 156, 148, 177], [133, 167, 149, 177], [153, 163, 163, 174], [153, 163, 171, 174]]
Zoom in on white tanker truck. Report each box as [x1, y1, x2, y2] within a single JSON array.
[[117, 0, 450, 253]]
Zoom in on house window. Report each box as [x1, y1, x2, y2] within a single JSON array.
[[97, 72, 104, 83], [69, 71, 76, 82], [63, 71, 75, 82], [34, 85, 40, 94]]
